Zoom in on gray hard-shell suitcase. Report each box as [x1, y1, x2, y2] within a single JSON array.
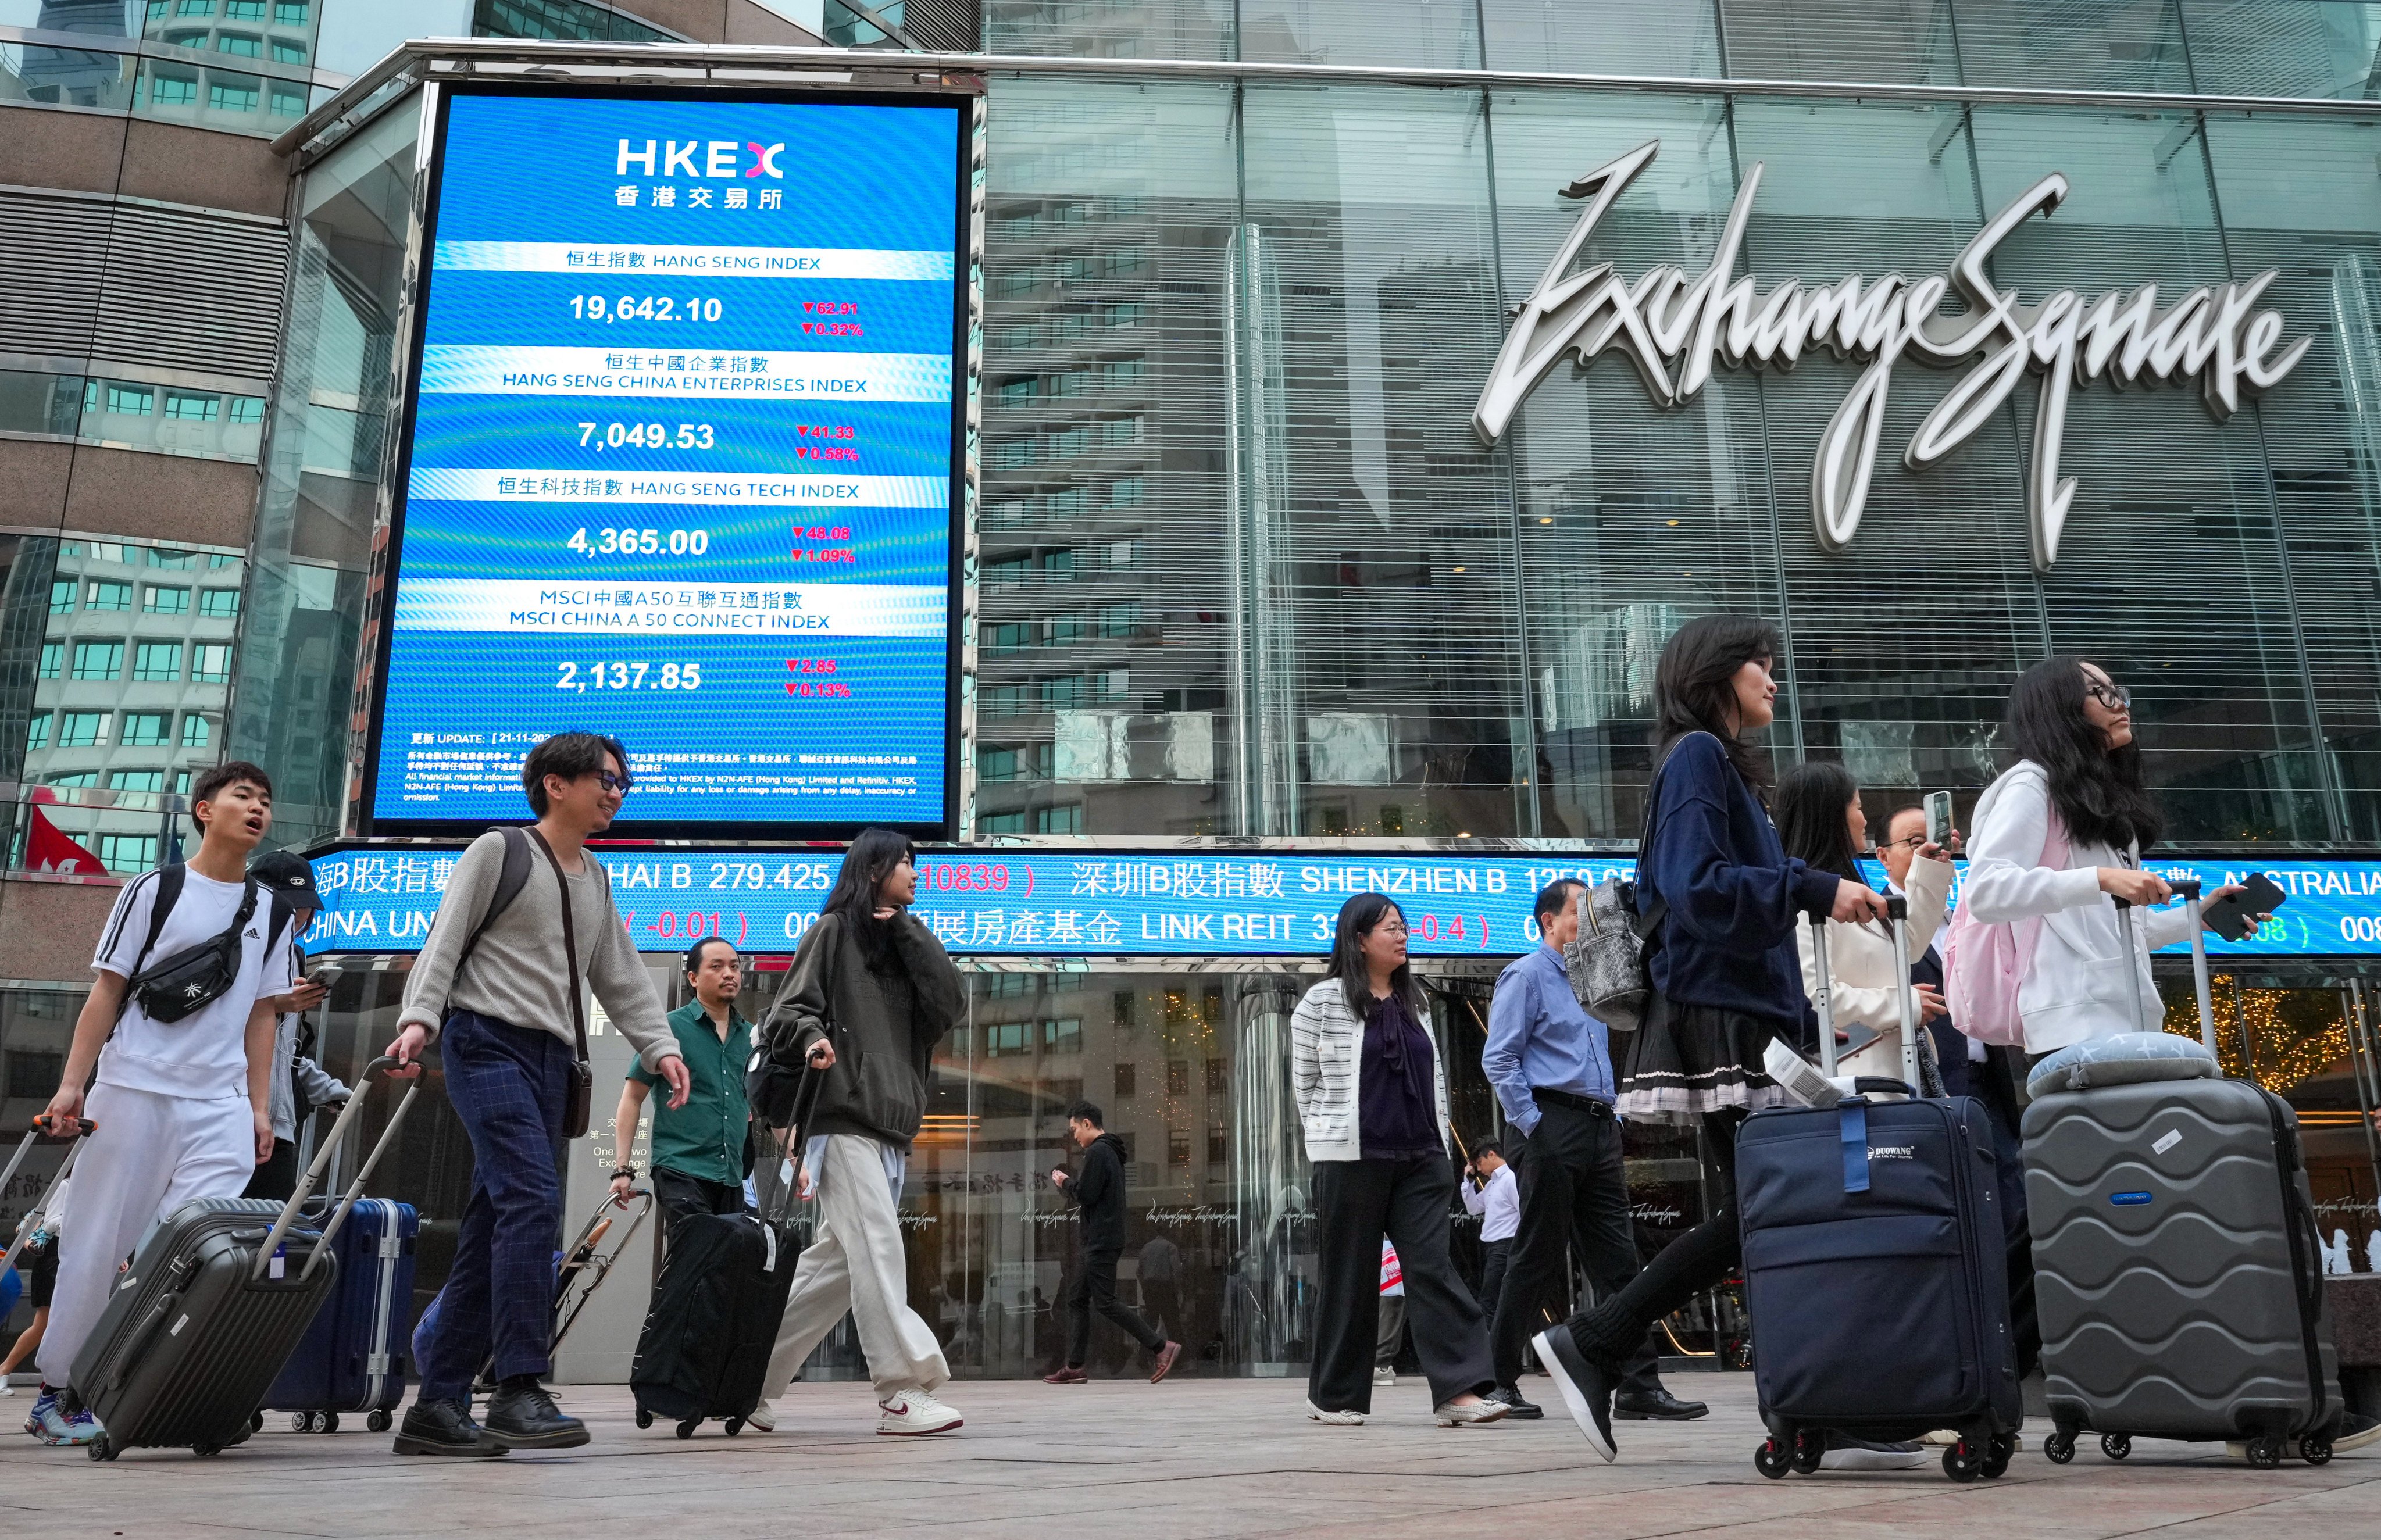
[[68, 1056, 419, 1461], [2022, 888, 2343, 1468]]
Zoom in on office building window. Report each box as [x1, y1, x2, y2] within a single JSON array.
[[151, 72, 198, 105], [1207, 1124, 1228, 1164], [148, 549, 195, 569], [85, 581, 131, 611], [144, 585, 191, 615], [133, 642, 181, 681], [47, 773, 96, 789], [209, 80, 260, 111], [164, 392, 220, 421], [1166, 1059, 1188, 1096], [49, 579, 74, 615], [229, 396, 265, 424], [101, 384, 153, 416], [98, 835, 159, 873], [190, 644, 231, 682], [177, 0, 213, 13], [209, 552, 238, 569], [110, 770, 165, 794], [198, 588, 239, 619], [227, 0, 266, 16], [1205, 1057, 1229, 1093], [121, 713, 171, 747], [274, 1, 308, 22], [1043, 1018, 1082, 1054], [1113, 1062, 1135, 1098], [37, 642, 62, 680], [183, 713, 213, 746], [1167, 1128, 1190, 1166], [270, 40, 303, 64], [56, 713, 105, 748], [72, 641, 124, 680], [175, 768, 193, 795], [147, 1, 171, 20], [270, 87, 305, 116], [25, 715, 49, 751], [218, 34, 262, 58]]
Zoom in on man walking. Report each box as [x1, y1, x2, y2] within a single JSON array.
[[1480, 880, 1705, 1423], [1045, 1101, 1180, 1384], [611, 937, 755, 1230], [242, 850, 348, 1202], [386, 732, 691, 1457], [1460, 1141, 1518, 1346]]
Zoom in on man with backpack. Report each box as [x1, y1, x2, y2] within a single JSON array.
[[29, 762, 301, 1446], [384, 733, 691, 1457]]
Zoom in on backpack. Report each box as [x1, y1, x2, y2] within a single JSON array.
[[1939, 768, 2071, 1048], [1565, 734, 1700, 1031]]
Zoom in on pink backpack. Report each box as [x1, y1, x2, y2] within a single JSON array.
[[1940, 778, 2071, 1048]]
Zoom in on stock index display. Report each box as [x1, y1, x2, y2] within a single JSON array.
[[367, 88, 967, 835]]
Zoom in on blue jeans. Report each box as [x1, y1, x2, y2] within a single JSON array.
[[414, 1010, 574, 1403]]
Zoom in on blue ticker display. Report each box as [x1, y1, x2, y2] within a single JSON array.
[[300, 848, 2381, 960], [368, 90, 966, 834]]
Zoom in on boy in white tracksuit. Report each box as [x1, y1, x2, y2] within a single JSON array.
[[27, 762, 309, 1445]]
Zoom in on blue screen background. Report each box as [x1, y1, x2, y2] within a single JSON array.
[[372, 92, 962, 830]]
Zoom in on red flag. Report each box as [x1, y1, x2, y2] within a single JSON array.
[[23, 803, 106, 876]]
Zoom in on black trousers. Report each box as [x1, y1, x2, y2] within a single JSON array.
[[241, 1137, 299, 1202], [1311, 1155, 1495, 1414], [1479, 1238, 1511, 1351], [1066, 1248, 1165, 1366], [1494, 1099, 1663, 1392], [1564, 1109, 1745, 1370], [654, 1167, 749, 1232]]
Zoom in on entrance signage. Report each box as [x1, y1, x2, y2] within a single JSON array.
[[301, 846, 2381, 962], [1473, 141, 2311, 570]]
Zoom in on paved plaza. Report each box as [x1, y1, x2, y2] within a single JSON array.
[[5, 1374, 2376, 1538]]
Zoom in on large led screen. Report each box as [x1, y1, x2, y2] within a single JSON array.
[[365, 87, 968, 835]]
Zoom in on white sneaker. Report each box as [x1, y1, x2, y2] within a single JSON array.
[[745, 1399, 775, 1432], [1373, 1366, 1395, 1387], [877, 1389, 963, 1437], [1436, 1398, 1509, 1427], [1308, 1403, 1366, 1425]]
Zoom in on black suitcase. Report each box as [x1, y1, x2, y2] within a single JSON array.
[[629, 1064, 818, 1438], [1739, 901, 2023, 1483], [68, 1056, 420, 1461]]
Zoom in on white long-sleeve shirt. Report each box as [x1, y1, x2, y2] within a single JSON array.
[[1459, 1163, 1519, 1243], [1962, 760, 2191, 1055], [1796, 854, 1952, 1081]]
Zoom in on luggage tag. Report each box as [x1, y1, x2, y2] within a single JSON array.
[[269, 1242, 287, 1280]]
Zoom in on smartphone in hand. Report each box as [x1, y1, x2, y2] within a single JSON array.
[[2202, 871, 2286, 942], [1923, 790, 1954, 849]]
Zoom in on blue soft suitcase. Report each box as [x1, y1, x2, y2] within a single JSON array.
[[1736, 905, 2022, 1482], [260, 1196, 419, 1433]]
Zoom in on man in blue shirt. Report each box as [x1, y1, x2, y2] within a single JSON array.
[[1481, 880, 1705, 1422]]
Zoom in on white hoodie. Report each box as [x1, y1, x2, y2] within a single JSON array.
[[1961, 760, 2191, 1055]]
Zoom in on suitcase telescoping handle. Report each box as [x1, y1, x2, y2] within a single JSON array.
[[769, 1059, 830, 1224], [254, 1055, 420, 1284], [1886, 894, 1923, 1093], [0, 1113, 94, 1201], [1, 1114, 97, 1275], [1808, 912, 1839, 1078], [2172, 878, 2220, 1055], [2111, 898, 2153, 1035]]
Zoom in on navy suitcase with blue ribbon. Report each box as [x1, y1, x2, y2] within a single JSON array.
[[1737, 903, 2022, 1482], [261, 1196, 419, 1433]]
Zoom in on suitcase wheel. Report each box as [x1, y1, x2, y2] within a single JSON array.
[[1789, 1429, 1824, 1475], [290, 1413, 311, 1434], [2100, 1434, 2131, 1462], [251, 1412, 265, 1434], [368, 1410, 392, 1434], [2245, 1436, 2286, 1469], [2299, 1435, 2333, 1467], [193, 1443, 222, 1457], [1982, 1433, 2015, 1480], [676, 1419, 699, 1439], [86, 1434, 112, 1463], [1942, 1440, 1984, 1482], [2043, 1430, 2076, 1464], [1753, 1438, 1791, 1479], [724, 1418, 745, 1437], [322, 1412, 340, 1435], [636, 1409, 654, 1430]]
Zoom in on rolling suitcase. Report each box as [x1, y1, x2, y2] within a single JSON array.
[[261, 1195, 419, 1434], [1740, 896, 2023, 1483], [629, 1065, 819, 1438], [2022, 884, 2343, 1468], [3, 1113, 94, 1277], [68, 1056, 419, 1461]]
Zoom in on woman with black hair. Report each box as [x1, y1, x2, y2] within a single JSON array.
[[1533, 614, 1887, 1462], [751, 827, 969, 1438], [1963, 656, 2252, 1055], [1776, 760, 1953, 1085], [1290, 892, 1504, 1428]]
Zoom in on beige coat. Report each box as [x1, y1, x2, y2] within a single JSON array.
[[1794, 855, 1952, 1081]]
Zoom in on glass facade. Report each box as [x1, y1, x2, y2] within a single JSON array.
[[22, 5, 2381, 1380]]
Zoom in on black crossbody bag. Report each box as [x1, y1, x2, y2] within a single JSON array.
[[125, 870, 287, 1024]]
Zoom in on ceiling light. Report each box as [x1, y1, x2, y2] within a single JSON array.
[[1666, 519, 1681, 527], [1452, 565, 1466, 573]]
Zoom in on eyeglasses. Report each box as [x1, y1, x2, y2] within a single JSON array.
[[1373, 920, 1410, 937], [2085, 680, 2132, 710], [595, 770, 633, 793], [1883, 832, 1931, 851]]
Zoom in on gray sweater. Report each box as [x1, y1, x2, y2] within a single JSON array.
[[397, 830, 678, 1073]]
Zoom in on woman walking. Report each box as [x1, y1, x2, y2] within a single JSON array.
[[1534, 614, 1886, 1460], [1292, 892, 1504, 1428], [1775, 760, 1954, 1084]]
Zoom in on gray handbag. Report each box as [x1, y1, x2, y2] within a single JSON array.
[[1563, 735, 1698, 1031]]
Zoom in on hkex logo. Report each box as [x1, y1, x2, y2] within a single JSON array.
[[615, 138, 785, 180]]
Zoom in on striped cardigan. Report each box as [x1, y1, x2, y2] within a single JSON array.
[[1290, 977, 1453, 1164]]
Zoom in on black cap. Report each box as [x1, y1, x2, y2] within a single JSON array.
[[249, 849, 322, 912]]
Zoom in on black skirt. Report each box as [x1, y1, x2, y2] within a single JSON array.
[[1613, 998, 1797, 1124]]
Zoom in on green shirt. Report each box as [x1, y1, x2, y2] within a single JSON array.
[[632, 1000, 753, 1187]]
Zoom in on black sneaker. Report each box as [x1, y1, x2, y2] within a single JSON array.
[[1615, 1387, 1710, 1421], [1531, 1328, 1616, 1463], [483, 1378, 590, 1450], [392, 1398, 506, 1457], [1487, 1385, 1544, 1420]]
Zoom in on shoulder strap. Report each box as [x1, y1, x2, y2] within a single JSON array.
[[525, 828, 589, 1070], [452, 827, 534, 974], [133, 864, 186, 976], [1632, 733, 1701, 938]]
